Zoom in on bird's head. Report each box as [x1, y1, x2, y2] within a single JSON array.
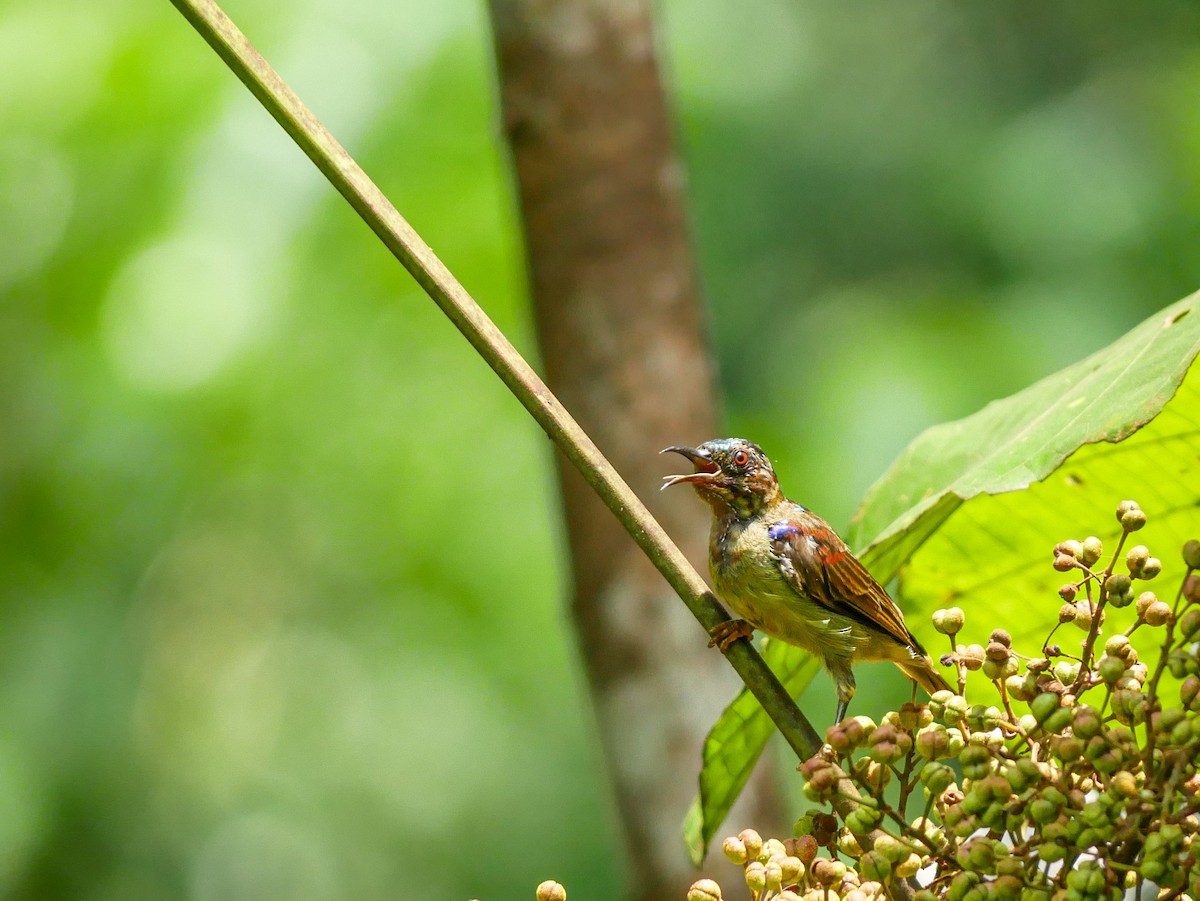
[[661, 438, 782, 517]]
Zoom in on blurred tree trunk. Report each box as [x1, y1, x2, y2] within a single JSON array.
[[486, 2, 782, 896]]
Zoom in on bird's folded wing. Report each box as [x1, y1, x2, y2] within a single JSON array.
[[770, 513, 919, 650]]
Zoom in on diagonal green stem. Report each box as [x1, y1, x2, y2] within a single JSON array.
[[166, 0, 822, 760]]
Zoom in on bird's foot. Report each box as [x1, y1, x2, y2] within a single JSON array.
[[707, 619, 755, 652]]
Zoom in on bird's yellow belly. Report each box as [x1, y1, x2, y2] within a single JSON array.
[[712, 553, 860, 662]]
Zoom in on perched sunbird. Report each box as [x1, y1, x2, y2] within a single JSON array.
[[663, 438, 950, 723]]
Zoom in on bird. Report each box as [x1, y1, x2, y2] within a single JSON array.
[[662, 437, 950, 724]]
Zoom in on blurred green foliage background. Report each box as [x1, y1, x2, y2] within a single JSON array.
[[2, 1, 1199, 898]]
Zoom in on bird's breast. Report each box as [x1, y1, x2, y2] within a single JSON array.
[[709, 514, 858, 661], [711, 519, 814, 631]]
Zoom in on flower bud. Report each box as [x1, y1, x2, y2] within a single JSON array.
[[1178, 608, 1200, 641], [1081, 536, 1103, 565], [1050, 734, 1083, 763], [738, 829, 763, 861], [811, 857, 846, 885], [1186, 573, 1200, 604], [1073, 705, 1102, 739], [1053, 660, 1080, 685], [1111, 770, 1138, 797], [1098, 654, 1124, 685], [1112, 689, 1148, 725], [1005, 674, 1033, 701], [837, 826, 865, 857], [1052, 554, 1076, 572], [858, 851, 891, 882], [1140, 557, 1162, 579], [764, 860, 784, 890], [1055, 540, 1083, 560], [895, 853, 923, 879], [920, 761, 956, 793], [686, 879, 721, 901], [988, 628, 1011, 648], [779, 855, 804, 883], [1057, 583, 1077, 602], [1135, 591, 1157, 616], [1126, 545, 1150, 575], [1031, 692, 1061, 725], [1057, 604, 1075, 624], [1104, 634, 1131, 657], [1183, 539, 1200, 570], [537, 881, 568, 901], [1181, 676, 1200, 711], [932, 607, 964, 635], [1107, 572, 1133, 595], [1108, 586, 1134, 608], [721, 836, 747, 865], [1144, 600, 1173, 626], [959, 744, 993, 780], [762, 837, 785, 861], [981, 657, 1009, 681], [1072, 601, 1101, 631], [960, 644, 985, 671], [744, 861, 766, 893], [1121, 507, 1147, 531]]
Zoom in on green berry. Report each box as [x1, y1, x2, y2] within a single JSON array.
[[916, 724, 950, 760], [1183, 539, 1200, 570], [933, 607, 965, 635], [921, 761, 956, 793], [1098, 655, 1125, 685], [1182, 676, 1200, 711], [1122, 507, 1147, 531], [1053, 659, 1080, 685], [1030, 692, 1060, 725], [744, 861, 766, 893], [1072, 706, 1102, 739], [859, 850, 892, 882], [1106, 572, 1132, 596]]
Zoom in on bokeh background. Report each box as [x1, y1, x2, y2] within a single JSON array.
[[3, 1, 1200, 898]]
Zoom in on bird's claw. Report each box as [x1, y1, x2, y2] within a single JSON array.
[[708, 619, 755, 652]]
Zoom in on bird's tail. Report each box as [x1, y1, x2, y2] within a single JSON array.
[[899, 657, 952, 696]]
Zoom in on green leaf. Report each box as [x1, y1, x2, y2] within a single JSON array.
[[892, 321, 1200, 653], [683, 638, 821, 865], [847, 294, 1200, 581]]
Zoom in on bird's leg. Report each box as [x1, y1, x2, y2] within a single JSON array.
[[707, 619, 755, 652], [831, 661, 856, 726]]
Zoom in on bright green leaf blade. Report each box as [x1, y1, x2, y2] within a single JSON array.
[[683, 639, 822, 865], [900, 364, 1200, 654], [847, 294, 1200, 582]]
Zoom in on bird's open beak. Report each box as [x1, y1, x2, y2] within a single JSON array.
[[660, 446, 720, 490]]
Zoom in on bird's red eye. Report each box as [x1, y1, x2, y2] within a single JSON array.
[[733, 450, 749, 467]]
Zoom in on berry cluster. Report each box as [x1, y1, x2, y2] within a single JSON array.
[[689, 501, 1200, 901]]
